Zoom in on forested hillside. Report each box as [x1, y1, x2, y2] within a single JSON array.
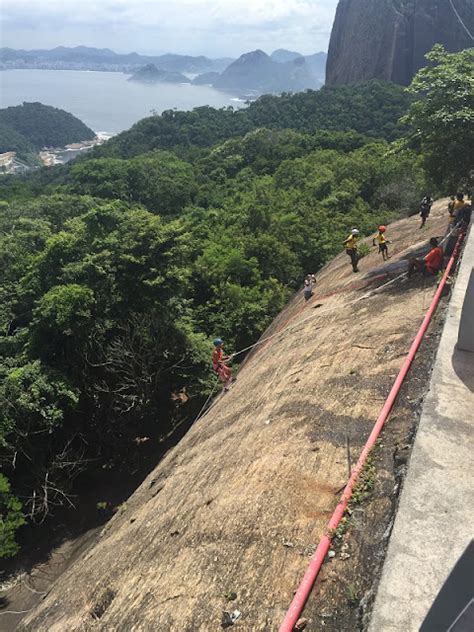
[[0, 102, 95, 159], [0, 47, 472, 559], [93, 80, 411, 160]]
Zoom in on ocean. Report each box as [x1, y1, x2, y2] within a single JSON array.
[[0, 69, 245, 135]]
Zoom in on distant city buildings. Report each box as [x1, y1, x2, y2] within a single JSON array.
[[0, 152, 31, 175]]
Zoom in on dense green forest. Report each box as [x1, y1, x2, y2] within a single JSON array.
[[0, 102, 96, 161], [0, 48, 472, 557]]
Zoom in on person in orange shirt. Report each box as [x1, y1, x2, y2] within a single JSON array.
[[212, 338, 233, 390], [408, 238, 444, 277]]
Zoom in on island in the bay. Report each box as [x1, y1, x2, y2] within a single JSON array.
[[128, 64, 191, 84], [0, 102, 108, 173]]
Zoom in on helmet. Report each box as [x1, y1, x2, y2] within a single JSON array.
[[213, 338, 223, 346], [351, 229, 359, 236], [378, 225, 386, 233]]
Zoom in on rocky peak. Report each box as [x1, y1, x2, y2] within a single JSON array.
[[326, 0, 474, 86], [234, 49, 270, 65]]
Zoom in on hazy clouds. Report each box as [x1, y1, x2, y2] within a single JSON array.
[[0, 0, 339, 56]]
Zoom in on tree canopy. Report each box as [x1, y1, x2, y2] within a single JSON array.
[[402, 46, 474, 191]]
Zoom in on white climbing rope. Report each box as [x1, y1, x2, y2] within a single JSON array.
[[449, 0, 474, 41], [231, 270, 409, 360], [190, 378, 221, 424]]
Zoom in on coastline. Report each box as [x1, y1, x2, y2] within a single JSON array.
[[39, 132, 114, 166]]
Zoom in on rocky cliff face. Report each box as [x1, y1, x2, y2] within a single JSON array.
[[326, 0, 474, 86], [16, 205, 452, 632]]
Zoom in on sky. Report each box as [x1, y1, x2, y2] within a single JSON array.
[[0, 0, 340, 58]]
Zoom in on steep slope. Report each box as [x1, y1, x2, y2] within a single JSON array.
[[326, 0, 474, 86], [16, 204, 452, 631]]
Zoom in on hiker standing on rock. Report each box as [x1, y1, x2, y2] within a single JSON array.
[[343, 228, 360, 273], [419, 195, 433, 228], [303, 275, 314, 301], [456, 199, 472, 229], [448, 196, 457, 224], [452, 193, 472, 228], [453, 193, 467, 216], [372, 225, 391, 261], [212, 338, 233, 390]]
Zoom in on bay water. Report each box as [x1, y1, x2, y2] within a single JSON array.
[[0, 69, 245, 135]]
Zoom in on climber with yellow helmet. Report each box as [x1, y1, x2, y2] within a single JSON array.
[[343, 228, 360, 273]]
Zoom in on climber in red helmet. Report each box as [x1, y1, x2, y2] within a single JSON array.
[[372, 225, 391, 261]]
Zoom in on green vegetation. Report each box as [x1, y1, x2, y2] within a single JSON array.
[[0, 474, 26, 558], [351, 453, 377, 506], [346, 583, 360, 608], [69, 151, 197, 214], [93, 80, 411, 160], [0, 53, 471, 556], [401, 46, 474, 191], [0, 102, 96, 160]]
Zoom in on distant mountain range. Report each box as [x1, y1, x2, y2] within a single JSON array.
[[0, 46, 232, 74], [1, 46, 328, 96]]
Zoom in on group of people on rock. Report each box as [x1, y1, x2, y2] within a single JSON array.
[[211, 194, 472, 389], [343, 224, 392, 273], [342, 193, 471, 276], [419, 193, 471, 230]]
